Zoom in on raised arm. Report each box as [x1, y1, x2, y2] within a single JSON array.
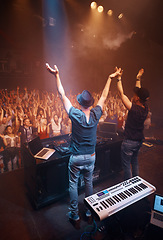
[[136, 68, 144, 88], [117, 68, 132, 110], [0, 108, 4, 122], [97, 68, 121, 110], [46, 63, 72, 114]]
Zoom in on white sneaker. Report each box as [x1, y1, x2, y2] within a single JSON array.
[[86, 210, 91, 217]]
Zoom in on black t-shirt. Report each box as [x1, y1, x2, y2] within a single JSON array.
[[124, 103, 148, 141]]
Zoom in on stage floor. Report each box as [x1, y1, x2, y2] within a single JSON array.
[[0, 127, 163, 240]]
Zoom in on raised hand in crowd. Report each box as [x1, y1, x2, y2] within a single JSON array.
[[136, 68, 144, 88]]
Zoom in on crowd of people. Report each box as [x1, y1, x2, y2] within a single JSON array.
[[0, 86, 127, 173]]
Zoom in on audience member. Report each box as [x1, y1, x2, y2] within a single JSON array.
[[38, 118, 51, 139], [18, 118, 37, 146], [0, 111, 12, 134], [2, 125, 20, 171], [0, 135, 5, 173], [51, 112, 62, 136]]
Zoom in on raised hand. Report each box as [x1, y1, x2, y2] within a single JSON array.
[[46, 63, 59, 76], [137, 68, 144, 79], [110, 67, 123, 78]]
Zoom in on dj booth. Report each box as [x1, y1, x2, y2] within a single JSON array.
[[23, 130, 123, 209]]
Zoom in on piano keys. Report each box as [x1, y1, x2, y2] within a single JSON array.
[[84, 176, 156, 221]]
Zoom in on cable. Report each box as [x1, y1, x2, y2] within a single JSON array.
[[80, 218, 98, 240]]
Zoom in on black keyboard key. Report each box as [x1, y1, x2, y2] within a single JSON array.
[[117, 193, 124, 200], [138, 183, 148, 190], [124, 190, 132, 197], [134, 185, 142, 191], [106, 198, 113, 206], [122, 192, 128, 199], [153, 212, 163, 221], [101, 201, 108, 209], [109, 197, 116, 204], [128, 187, 137, 194], [113, 195, 121, 202], [37, 149, 49, 157]]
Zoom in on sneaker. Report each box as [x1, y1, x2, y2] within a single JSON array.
[[85, 209, 91, 217], [67, 211, 80, 221]]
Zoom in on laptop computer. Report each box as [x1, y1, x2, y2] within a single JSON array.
[[28, 136, 55, 160], [150, 194, 163, 228]]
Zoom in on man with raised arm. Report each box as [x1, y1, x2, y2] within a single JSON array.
[[46, 63, 120, 222], [116, 68, 149, 180]]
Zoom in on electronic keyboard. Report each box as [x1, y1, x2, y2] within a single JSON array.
[[84, 176, 156, 221]]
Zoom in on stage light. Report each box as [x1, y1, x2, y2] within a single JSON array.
[[107, 10, 113, 16], [97, 5, 104, 13], [90, 2, 97, 9], [118, 13, 123, 19]]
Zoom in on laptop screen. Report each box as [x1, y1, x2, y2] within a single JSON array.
[[153, 194, 163, 213], [28, 136, 43, 155]]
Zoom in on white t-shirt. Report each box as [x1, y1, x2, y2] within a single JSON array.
[[51, 117, 62, 134]]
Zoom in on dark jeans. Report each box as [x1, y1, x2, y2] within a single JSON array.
[[121, 139, 142, 180], [3, 147, 19, 171]]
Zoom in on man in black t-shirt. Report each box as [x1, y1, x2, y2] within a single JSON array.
[[116, 68, 149, 180]]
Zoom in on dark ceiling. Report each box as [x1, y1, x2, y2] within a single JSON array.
[[0, 0, 163, 48]]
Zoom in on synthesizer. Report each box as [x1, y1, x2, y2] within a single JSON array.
[[84, 176, 156, 221]]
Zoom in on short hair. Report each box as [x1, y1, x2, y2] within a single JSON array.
[[23, 118, 30, 124]]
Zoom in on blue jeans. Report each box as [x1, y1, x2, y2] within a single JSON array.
[[68, 153, 95, 216], [121, 139, 142, 180]]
